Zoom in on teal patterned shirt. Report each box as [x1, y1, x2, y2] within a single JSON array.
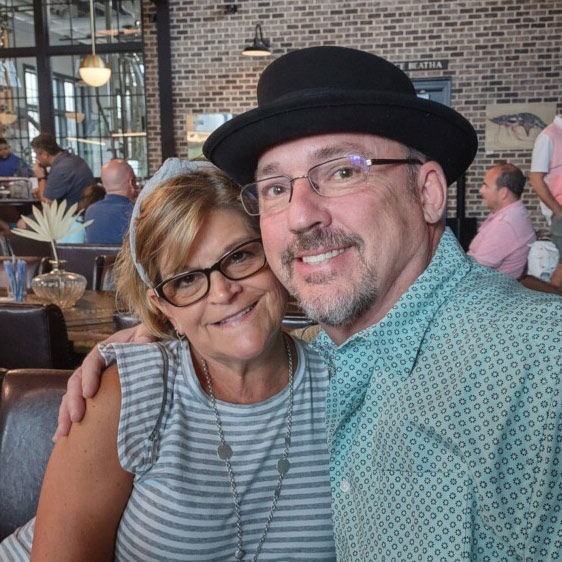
[[313, 229, 562, 562]]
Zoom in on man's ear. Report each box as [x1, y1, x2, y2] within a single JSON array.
[[498, 186, 509, 201], [417, 161, 448, 225]]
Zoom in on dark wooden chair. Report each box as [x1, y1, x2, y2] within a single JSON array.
[[282, 299, 316, 330], [0, 304, 75, 370], [112, 310, 141, 331], [93, 254, 118, 291], [0, 232, 51, 258], [55, 243, 121, 290], [0, 369, 72, 540]]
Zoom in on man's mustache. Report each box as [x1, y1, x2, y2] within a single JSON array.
[[281, 228, 363, 267]]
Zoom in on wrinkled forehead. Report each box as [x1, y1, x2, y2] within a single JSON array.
[[255, 133, 408, 179]]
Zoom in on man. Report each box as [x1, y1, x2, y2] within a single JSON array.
[[467, 163, 536, 278], [85, 159, 136, 244], [0, 138, 32, 177], [30, 133, 94, 206], [60, 47, 562, 561], [530, 112, 562, 287]]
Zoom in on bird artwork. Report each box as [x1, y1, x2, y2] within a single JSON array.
[[489, 112, 547, 141]]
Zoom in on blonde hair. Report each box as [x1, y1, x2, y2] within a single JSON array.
[[114, 168, 259, 338]]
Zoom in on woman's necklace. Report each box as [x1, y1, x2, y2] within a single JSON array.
[[200, 335, 294, 562]]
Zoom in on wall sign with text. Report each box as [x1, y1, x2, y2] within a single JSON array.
[[395, 60, 449, 71]]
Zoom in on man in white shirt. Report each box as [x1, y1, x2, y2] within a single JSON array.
[[530, 113, 562, 287]]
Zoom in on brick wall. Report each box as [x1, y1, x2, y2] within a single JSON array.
[[142, 0, 562, 230]]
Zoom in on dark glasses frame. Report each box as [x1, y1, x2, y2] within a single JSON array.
[[153, 237, 266, 307]]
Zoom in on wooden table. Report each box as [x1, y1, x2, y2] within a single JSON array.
[[28, 290, 118, 352], [0, 197, 41, 219]]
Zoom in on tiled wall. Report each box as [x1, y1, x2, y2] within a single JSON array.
[[142, 0, 562, 230]]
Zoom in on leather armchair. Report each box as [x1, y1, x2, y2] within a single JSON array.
[[0, 304, 75, 370], [0, 369, 72, 540]]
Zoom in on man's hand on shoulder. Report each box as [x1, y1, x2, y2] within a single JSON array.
[[53, 323, 156, 442]]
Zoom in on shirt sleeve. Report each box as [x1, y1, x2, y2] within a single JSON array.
[[467, 218, 519, 269], [531, 132, 553, 173]]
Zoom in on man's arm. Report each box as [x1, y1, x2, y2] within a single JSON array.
[[32, 162, 49, 201], [53, 323, 155, 441], [31, 365, 133, 561], [467, 220, 518, 270], [529, 172, 562, 217]]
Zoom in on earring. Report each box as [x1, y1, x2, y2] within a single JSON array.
[[174, 328, 185, 341]]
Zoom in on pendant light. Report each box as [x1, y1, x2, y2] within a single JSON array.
[[242, 24, 271, 57], [79, 0, 111, 87]]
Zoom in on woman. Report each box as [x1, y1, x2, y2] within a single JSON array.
[[0, 161, 335, 561]]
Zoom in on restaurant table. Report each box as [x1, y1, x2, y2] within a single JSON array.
[[27, 290, 118, 353], [0, 198, 41, 221]]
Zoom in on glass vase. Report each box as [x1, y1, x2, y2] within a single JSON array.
[[31, 260, 87, 309]]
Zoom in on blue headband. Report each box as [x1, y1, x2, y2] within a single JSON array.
[[129, 158, 217, 286]]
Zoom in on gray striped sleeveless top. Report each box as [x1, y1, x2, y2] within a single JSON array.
[[0, 338, 335, 561]]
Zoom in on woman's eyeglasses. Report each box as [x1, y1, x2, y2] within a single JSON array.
[[153, 238, 266, 307]]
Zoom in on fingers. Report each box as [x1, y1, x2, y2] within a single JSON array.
[[53, 395, 71, 442], [81, 347, 106, 399], [52, 370, 86, 442]]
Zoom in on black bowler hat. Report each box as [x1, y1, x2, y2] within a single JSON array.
[[203, 46, 478, 186]]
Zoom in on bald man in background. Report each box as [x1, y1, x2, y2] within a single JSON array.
[[85, 159, 136, 244]]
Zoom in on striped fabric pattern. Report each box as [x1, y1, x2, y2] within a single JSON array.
[[110, 337, 335, 561], [0, 338, 335, 562]]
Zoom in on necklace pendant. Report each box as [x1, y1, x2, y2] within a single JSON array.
[[218, 442, 233, 460], [235, 548, 245, 560], [277, 457, 290, 475]]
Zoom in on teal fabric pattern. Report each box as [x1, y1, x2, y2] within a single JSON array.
[[313, 229, 562, 562]]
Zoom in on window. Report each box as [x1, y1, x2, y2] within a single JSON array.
[[0, 0, 146, 177]]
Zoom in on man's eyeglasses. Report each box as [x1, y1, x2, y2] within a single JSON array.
[[240, 154, 422, 216], [153, 238, 266, 307]]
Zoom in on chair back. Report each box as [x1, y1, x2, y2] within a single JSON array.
[[55, 243, 121, 289], [0, 232, 51, 258], [93, 254, 117, 291], [112, 310, 141, 331], [0, 304, 74, 369], [0, 369, 72, 540], [282, 299, 316, 330]]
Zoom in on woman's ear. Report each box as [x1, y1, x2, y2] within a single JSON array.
[[417, 161, 448, 225], [147, 288, 166, 315]]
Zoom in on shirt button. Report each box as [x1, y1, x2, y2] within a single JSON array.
[[340, 479, 351, 493]]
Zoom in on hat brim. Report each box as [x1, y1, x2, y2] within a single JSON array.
[[203, 89, 478, 186]]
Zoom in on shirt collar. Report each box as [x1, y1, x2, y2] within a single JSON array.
[[313, 228, 473, 378], [489, 198, 523, 218]]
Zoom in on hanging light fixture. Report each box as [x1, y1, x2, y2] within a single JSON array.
[[79, 0, 111, 87], [242, 24, 271, 57], [0, 109, 17, 125]]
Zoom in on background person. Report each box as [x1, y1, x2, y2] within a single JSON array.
[[0, 138, 32, 177], [30, 133, 94, 206], [0, 160, 335, 561], [467, 163, 536, 278], [57, 184, 106, 244], [85, 159, 136, 244], [530, 110, 562, 287]]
